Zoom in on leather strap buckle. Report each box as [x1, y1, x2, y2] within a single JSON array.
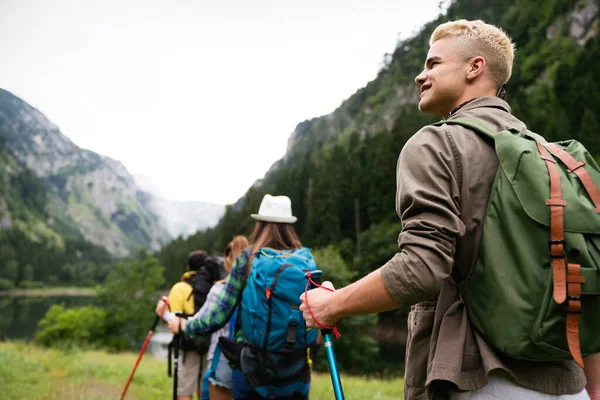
[[549, 240, 566, 258]]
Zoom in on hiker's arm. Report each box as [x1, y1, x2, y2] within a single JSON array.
[[585, 354, 600, 400], [155, 283, 186, 321], [379, 126, 462, 306], [156, 298, 174, 322], [300, 270, 399, 328], [301, 127, 462, 327]]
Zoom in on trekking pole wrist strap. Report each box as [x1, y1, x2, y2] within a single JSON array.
[[163, 310, 175, 322], [304, 272, 341, 338]]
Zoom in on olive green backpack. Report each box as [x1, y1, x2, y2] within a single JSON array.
[[433, 118, 600, 367]]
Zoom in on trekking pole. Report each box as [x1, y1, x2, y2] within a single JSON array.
[[305, 270, 345, 400], [120, 315, 160, 400], [322, 329, 345, 400], [172, 313, 184, 400]]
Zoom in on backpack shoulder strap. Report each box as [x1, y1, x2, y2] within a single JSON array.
[[433, 117, 551, 145], [185, 276, 195, 302], [229, 308, 237, 339], [544, 143, 600, 213], [432, 117, 497, 141]]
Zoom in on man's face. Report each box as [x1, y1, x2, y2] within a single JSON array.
[[415, 38, 469, 117]]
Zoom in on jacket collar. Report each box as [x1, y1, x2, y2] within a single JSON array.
[[181, 270, 197, 281], [447, 96, 511, 119]]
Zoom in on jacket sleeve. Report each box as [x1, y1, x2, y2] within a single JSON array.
[[168, 282, 188, 314], [380, 125, 465, 306]]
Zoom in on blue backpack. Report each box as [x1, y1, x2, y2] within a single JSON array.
[[237, 247, 320, 398]]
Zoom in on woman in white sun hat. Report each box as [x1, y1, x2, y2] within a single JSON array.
[[157, 194, 319, 400]]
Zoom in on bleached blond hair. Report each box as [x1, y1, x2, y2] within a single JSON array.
[[430, 19, 515, 87]]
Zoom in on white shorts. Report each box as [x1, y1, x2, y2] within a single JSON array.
[[445, 370, 589, 400], [208, 352, 233, 390]]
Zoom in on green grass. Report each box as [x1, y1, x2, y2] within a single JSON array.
[[0, 341, 403, 399]]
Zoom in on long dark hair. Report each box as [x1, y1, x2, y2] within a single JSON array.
[[246, 221, 302, 276]]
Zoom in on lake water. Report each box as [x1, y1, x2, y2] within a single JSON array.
[[0, 295, 172, 359], [0, 295, 406, 373]]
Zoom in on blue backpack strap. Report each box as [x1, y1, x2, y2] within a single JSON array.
[[200, 345, 221, 400], [283, 304, 301, 353], [201, 307, 237, 400], [229, 307, 237, 340], [211, 346, 222, 370]]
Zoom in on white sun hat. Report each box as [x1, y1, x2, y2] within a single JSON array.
[[251, 194, 297, 224]]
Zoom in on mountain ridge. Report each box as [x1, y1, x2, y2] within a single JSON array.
[[0, 88, 224, 256]]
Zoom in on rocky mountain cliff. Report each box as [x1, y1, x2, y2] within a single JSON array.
[[279, 0, 599, 169], [0, 88, 223, 257]]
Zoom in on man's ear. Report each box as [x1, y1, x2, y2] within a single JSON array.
[[466, 56, 486, 81]]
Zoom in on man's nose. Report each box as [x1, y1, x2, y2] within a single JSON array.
[[415, 70, 427, 86]]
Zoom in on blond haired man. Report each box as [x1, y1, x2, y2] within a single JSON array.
[[300, 19, 598, 399]]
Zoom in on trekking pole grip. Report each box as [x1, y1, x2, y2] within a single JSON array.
[[151, 315, 160, 331], [304, 270, 345, 400]]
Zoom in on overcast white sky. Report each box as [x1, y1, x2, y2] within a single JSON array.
[[0, 0, 444, 205]]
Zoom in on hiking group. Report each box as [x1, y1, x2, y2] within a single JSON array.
[[152, 19, 600, 400]]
